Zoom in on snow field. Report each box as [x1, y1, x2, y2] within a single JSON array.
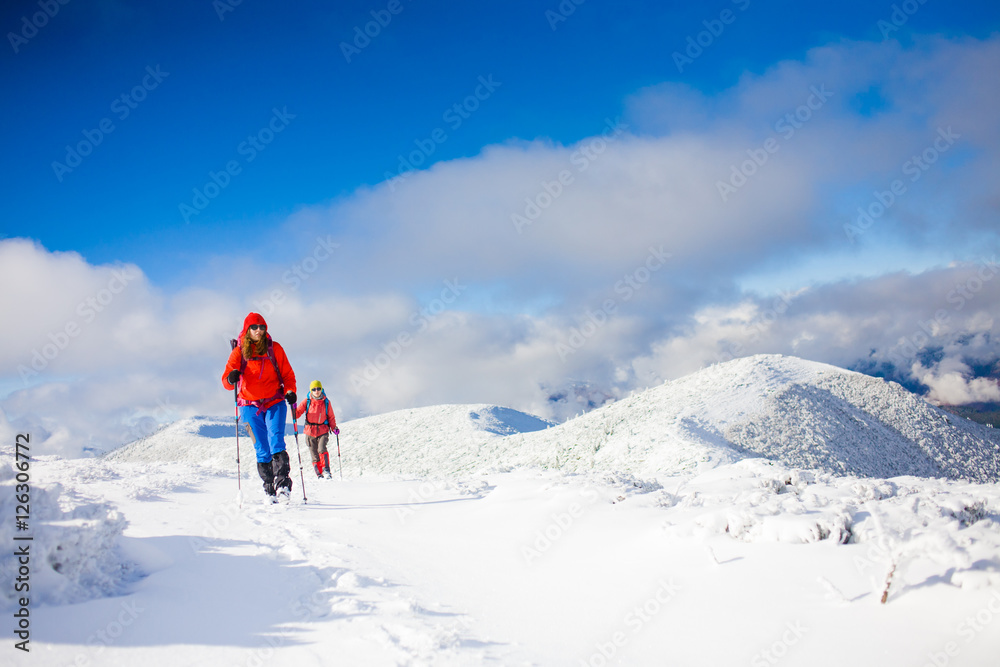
[[4, 454, 1000, 665], [8, 354, 1000, 665], [9, 459, 515, 666]]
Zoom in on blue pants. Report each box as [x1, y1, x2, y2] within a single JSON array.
[[240, 401, 287, 463]]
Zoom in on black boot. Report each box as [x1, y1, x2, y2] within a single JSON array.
[[257, 460, 275, 498], [271, 450, 292, 495]]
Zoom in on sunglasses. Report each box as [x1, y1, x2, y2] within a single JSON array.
[[248, 324, 266, 331], [311, 388, 323, 392]]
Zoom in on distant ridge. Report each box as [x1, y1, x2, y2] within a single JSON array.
[[107, 355, 1000, 483], [508, 355, 1000, 482]]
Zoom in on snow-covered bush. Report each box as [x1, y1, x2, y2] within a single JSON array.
[[0, 461, 136, 608]]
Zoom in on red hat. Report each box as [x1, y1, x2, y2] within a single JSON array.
[[241, 312, 267, 337]]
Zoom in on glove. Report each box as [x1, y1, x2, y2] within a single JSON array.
[[333, 427, 340, 435], [285, 391, 297, 406], [227, 369, 240, 385]]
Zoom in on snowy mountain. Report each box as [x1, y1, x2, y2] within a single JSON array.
[[106, 404, 557, 477], [8, 354, 1000, 666], [109, 355, 1000, 483], [105, 415, 248, 467], [511, 354, 1000, 483]]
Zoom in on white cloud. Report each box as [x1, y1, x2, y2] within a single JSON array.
[[282, 36, 1000, 317], [916, 357, 1000, 405], [3, 241, 1000, 457], [5, 35, 1000, 455]]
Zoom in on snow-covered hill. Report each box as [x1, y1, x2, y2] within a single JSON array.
[[108, 355, 1000, 484], [105, 416, 248, 467], [105, 404, 557, 477], [510, 354, 1000, 483], [343, 403, 555, 477]]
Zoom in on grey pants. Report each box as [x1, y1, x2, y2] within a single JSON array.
[[306, 432, 329, 465]]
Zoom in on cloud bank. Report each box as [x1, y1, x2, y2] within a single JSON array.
[[4, 35, 999, 456]]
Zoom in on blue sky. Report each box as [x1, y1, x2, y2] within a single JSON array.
[[3, 0, 1000, 455], [4, 0, 996, 282]]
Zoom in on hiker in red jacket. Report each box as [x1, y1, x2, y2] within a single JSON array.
[[295, 380, 339, 479], [222, 313, 297, 501]]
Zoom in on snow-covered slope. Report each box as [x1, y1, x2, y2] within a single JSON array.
[[509, 355, 1000, 482], [108, 355, 1000, 483], [10, 354, 1000, 666], [337, 355, 1000, 482], [106, 415, 253, 467], [106, 405, 557, 478], [344, 404, 554, 477]]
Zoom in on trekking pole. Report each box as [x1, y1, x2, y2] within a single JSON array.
[[335, 431, 343, 481], [290, 410, 308, 504], [234, 386, 243, 508]]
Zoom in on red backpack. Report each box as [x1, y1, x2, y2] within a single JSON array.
[[304, 395, 331, 427]]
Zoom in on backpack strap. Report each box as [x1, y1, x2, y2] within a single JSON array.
[[230, 337, 245, 378], [304, 396, 331, 427], [235, 338, 281, 379], [265, 341, 281, 382], [233, 336, 285, 414]]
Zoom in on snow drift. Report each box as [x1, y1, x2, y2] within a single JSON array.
[[0, 462, 136, 609]]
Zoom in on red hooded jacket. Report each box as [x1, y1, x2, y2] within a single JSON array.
[[221, 313, 296, 411], [294, 390, 338, 437]]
